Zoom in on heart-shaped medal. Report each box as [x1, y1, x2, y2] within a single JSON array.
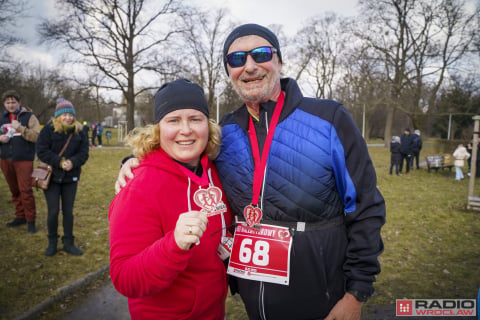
[[243, 205, 263, 227], [193, 186, 226, 216]]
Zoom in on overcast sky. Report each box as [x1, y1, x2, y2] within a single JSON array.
[[10, 0, 360, 67], [202, 0, 360, 34]]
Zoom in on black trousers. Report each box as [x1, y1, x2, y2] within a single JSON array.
[[390, 162, 400, 175], [400, 154, 411, 173], [412, 151, 420, 169], [43, 181, 78, 238]]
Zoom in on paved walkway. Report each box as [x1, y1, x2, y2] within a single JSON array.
[[54, 272, 398, 320], [61, 280, 129, 320], [63, 278, 396, 320], [23, 265, 476, 320]]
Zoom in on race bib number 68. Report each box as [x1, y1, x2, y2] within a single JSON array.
[[227, 223, 292, 285]]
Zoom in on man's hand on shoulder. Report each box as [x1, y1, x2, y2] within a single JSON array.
[[115, 157, 139, 194]]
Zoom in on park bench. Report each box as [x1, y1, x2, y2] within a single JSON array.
[[425, 155, 454, 173]]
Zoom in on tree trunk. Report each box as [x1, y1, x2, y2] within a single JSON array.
[[383, 107, 395, 147]]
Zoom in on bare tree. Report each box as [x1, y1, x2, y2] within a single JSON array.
[[177, 7, 232, 120], [337, 55, 392, 140], [37, 0, 184, 131], [289, 13, 348, 99], [0, 0, 27, 64], [357, 0, 479, 144]]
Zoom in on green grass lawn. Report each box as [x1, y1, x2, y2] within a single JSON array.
[[0, 143, 479, 320]]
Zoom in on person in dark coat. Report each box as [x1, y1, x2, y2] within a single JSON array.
[[399, 128, 414, 173], [466, 140, 473, 175], [36, 98, 89, 256], [90, 123, 97, 147], [82, 121, 90, 145], [390, 136, 402, 175], [411, 129, 423, 169]]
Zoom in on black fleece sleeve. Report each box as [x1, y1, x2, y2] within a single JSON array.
[[333, 104, 386, 298]]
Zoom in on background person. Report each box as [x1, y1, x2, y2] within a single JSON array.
[[466, 140, 473, 176], [412, 129, 423, 169], [390, 136, 402, 175], [0, 90, 40, 233], [109, 79, 233, 320], [116, 24, 385, 320], [95, 122, 104, 147], [452, 143, 470, 181], [81, 120, 90, 145], [90, 123, 97, 147], [399, 128, 414, 173], [36, 98, 89, 256]]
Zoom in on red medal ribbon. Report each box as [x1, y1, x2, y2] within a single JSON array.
[[248, 91, 285, 207]]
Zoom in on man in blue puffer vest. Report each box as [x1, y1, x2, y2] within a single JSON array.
[[116, 24, 385, 320], [217, 24, 385, 320]]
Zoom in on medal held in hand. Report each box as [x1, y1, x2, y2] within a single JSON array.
[[193, 186, 227, 217]]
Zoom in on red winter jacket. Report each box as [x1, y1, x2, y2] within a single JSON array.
[[109, 149, 232, 320]]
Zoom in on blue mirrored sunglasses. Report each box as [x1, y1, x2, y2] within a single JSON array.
[[226, 46, 277, 68]]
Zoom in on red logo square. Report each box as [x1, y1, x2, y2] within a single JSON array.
[[396, 300, 413, 316]]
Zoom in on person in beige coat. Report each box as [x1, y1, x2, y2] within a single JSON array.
[[453, 144, 470, 180]]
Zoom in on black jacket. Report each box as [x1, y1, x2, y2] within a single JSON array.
[[36, 121, 89, 184], [390, 142, 402, 163], [400, 133, 414, 155], [412, 134, 422, 153], [0, 108, 36, 161], [216, 78, 385, 319]]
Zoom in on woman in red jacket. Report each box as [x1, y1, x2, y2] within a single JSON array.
[[109, 79, 233, 320]]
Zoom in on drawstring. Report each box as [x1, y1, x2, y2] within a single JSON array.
[[207, 168, 227, 238], [207, 168, 213, 186], [187, 168, 227, 238], [187, 177, 192, 211]]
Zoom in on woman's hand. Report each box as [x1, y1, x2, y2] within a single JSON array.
[[174, 211, 208, 250], [62, 159, 73, 171]]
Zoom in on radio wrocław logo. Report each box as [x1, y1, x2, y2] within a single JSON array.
[[396, 299, 476, 317]]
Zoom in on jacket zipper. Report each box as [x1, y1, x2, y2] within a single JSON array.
[[259, 111, 269, 320], [260, 282, 266, 320]]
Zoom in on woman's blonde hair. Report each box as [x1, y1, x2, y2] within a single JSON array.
[[52, 116, 82, 134], [125, 119, 222, 160]]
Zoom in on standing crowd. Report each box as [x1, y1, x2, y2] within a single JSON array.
[[90, 122, 104, 147], [390, 126, 477, 181], [391, 128, 423, 175]]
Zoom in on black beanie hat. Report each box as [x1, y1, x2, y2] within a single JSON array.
[[223, 23, 283, 74], [154, 79, 209, 123]]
